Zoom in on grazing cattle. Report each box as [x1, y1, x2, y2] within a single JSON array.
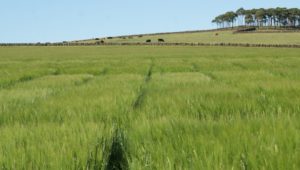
[[158, 38, 165, 42], [146, 39, 151, 43], [95, 40, 105, 45]]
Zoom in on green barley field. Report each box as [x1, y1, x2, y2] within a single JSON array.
[[0, 46, 299, 169]]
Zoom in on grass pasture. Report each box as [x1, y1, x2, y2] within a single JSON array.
[[0, 46, 299, 169], [80, 30, 300, 45]]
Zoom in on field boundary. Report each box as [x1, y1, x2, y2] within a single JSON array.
[[234, 30, 300, 34], [2, 42, 300, 48]]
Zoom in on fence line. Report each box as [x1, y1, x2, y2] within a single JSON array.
[[1, 42, 300, 48]]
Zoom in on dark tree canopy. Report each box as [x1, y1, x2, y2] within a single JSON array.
[[212, 7, 300, 28]]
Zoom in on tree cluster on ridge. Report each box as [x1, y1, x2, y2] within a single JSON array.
[[212, 7, 300, 28]]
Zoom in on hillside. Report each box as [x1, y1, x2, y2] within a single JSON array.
[[76, 28, 300, 45]]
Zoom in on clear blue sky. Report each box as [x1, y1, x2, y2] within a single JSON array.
[[1, 0, 299, 43]]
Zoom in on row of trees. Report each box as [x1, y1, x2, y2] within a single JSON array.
[[212, 7, 300, 28]]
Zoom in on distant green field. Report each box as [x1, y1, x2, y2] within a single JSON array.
[[80, 30, 300, 45], [0, 46, 299, 169]]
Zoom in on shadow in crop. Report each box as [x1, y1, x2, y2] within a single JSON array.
[[132, 88, 146, 109], [105, 130, 129, 170]]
